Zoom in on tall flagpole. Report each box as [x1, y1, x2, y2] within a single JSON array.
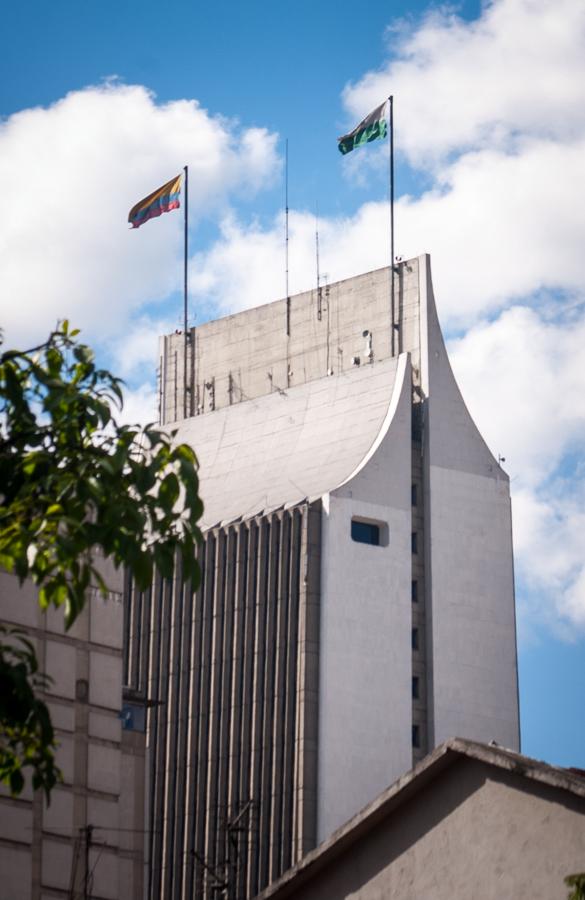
[[389, 96, 395, 357], [183, 164, 189, 418], [285, 138, 290, 336]]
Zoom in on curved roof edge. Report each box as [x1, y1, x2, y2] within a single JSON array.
[[337, 352, 410, 491], [173, 356, 407, 531], [419, 254, 508, 480]]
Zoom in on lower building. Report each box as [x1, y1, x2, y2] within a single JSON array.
[[255, 739, 585, 900], [0, 562, 145, 900], [125, 253, 520, 899]]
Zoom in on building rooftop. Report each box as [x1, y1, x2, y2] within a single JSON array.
[[256, 737, 585, 900], [174, 354, 407, 529]]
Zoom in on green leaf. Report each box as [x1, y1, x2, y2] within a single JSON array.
[[9, 769, 24, 795], [132, 552, 153, 590], [0, 322, 203, 799], [159, 473, 180, 512]]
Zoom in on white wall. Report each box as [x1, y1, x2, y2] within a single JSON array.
[[418, 255, 520, 751], [318, 355, 413, 842]]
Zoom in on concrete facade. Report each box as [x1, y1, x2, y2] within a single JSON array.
[[0, 562, 146, 900], [318, 354, 413, 840], [129, 253, 520, 899], [158, 267, 404, 424], [255, 740, 585, 900], [417, 258, 519, 750]]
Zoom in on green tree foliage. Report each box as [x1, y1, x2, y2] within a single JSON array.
[[0, 322, 203, 798], [0, 626, 57, 798], [566, 874, 585, 900]]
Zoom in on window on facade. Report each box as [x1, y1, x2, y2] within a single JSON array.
[[351, 519, 381, 546], [412, 724, 420, 748], [411, 532, 418, 554], [411, 483, 418, 506], [412, 628, 419, 651], [412, 676, 420, 700], [411, 580, 418, 603]]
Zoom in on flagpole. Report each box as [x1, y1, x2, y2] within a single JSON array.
[[388, 95, 395, 357], [285, 138, 290, 337], [183, 164, 188, 418]]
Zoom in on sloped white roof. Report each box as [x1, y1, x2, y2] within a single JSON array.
[[173, 356, 404, 529]]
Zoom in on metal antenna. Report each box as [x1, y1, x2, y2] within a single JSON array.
[[316, 201, 323, 321], [315, 201, 320, 291]]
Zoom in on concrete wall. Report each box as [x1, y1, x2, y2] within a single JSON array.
[[418, 257, 520, 750], [0, 564, 145, 900], [318, 355, 413, 841], [160, 264, 421, 423], [262, 758, 585, 900]]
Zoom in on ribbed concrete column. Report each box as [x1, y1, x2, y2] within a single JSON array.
[[126, 500, 321, 900]]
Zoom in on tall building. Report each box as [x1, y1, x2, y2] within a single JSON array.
[[124, 253, 520, 899]]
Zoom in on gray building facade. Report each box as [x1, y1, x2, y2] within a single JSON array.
[[0, 561, 146, 900], [125, 254, 520, 899]]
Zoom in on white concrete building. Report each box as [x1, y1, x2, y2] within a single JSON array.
[[126, 253, 520, 900]]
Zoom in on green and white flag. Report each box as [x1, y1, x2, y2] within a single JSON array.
[[337, 100, 388, 155]]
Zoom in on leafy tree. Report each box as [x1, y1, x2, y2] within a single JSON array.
[[0, 626, 57, 797], [0, 322, 203, 798], [566, 874, 585, 900]]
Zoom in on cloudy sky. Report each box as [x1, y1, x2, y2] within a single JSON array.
[[2, 0, 584, 766]]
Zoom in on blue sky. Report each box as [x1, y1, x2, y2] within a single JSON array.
[[1, 0, 584, 769]]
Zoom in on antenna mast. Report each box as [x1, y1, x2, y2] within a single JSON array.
[[316, 202, 323, 321], [315, 202, 320, 291]]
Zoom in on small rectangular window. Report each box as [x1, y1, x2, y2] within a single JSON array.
[[411, 483, 418, 506], [412, 628, 419, 651], [412, 724, 420, 748], [411, 580, 418, 603], [351, 519, 380, 546], [411, 532, 418, 554], [412, 676, 420, 700]]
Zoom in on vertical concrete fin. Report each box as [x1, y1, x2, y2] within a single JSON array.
[[418, 253, 520, 754], [418, 253, 505, 476]]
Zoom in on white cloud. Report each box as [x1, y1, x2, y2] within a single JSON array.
[[447, 305, 585, 487], [0, 82, 280, 349], [448, 306, 585, 633], [189, 204, 392, 314], [108, 314, 175, 380], [335, 0, 585, 325], [116, 381, 159, 428], [343, 0, 585, 166], [512, 486, 585, 636], [398, 139, 585, 324]]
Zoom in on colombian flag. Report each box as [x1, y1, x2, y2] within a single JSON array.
[[128, 174, 182, 229]]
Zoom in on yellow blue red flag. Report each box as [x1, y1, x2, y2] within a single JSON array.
[[128, 174, 182, 229]]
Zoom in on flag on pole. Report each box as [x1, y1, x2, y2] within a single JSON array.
[[337, 100, 388, 155], [128, 174, 182, 229]]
